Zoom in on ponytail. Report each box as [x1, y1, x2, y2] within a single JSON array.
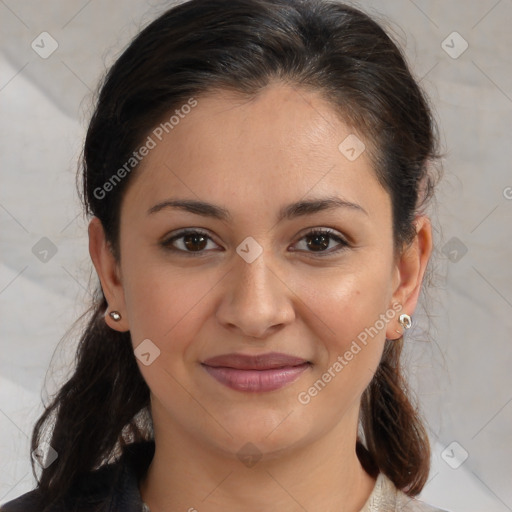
[[29, 292, 151, 511], [358, 338, 431, 496]]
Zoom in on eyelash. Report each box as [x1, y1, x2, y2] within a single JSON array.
[[161, 228, 349, 257]]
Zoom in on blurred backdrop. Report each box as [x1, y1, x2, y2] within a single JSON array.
[[1, 1, 511, 510]]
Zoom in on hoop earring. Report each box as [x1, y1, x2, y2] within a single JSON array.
[[108, 310, 122, 321]]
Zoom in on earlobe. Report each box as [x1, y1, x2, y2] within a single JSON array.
[[88, 217, 130, 332], [386, 215, 433, 339]]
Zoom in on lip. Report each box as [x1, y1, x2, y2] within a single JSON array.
[[201, 352, 312, 392], [202, 352, 310, 370]]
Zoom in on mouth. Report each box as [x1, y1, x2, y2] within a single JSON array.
[[201, 352, 312, 392]]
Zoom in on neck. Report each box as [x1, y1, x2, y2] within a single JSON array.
[[139, 403, 377, 512]]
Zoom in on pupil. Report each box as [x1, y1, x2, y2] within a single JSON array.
[[184, 233, 207, 251], [308, 234, 329, 251]]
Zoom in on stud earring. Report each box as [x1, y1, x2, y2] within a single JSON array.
[[108, 311, 122, 321], [394, 312, 412, 337], [399, 313, 412, 329]]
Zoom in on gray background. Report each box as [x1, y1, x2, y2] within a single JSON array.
[[1, 1, 511, 510]]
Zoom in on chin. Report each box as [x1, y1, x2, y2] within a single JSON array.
[[215, 419, 309, 457]]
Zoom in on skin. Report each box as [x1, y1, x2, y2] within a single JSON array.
[[89, 82, 432, 512]]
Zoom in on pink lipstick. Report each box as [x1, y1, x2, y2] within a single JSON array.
[[201, 352, 311, 392]]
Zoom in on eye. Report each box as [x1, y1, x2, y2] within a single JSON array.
[[291, 228, 349, 256], [160, 227, 349, 257], [161, 229, 220, 255]]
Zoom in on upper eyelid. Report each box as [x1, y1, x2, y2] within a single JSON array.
[[163, 226, 346, 240]]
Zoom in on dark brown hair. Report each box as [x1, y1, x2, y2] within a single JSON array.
[[27, 0, 442, 509]]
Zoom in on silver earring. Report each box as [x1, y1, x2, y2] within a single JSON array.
[[399, 313, 412, 330], [109, 311, 122, 321], [393, 312, 412, 338]]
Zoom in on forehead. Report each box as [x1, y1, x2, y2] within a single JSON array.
[[121, 82, 390, 223]]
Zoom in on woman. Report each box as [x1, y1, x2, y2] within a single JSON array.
[[1, 0, 448, 511]]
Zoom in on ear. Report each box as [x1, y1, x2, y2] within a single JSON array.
[[386, 215, 433, 340], [88, 216, 129, 332]]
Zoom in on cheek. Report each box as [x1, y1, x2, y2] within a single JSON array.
[[296, 262, 392, 343], [121, 251, 221, 351], [292, 262, 391, 398], [122, 264, 216, 395]]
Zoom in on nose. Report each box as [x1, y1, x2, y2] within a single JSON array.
[[215, 250, 295, 339]]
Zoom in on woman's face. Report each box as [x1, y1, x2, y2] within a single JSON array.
[[91, 82, 430, 459]]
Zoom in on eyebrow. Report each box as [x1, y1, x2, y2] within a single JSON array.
[[147, 196, 368, 222]]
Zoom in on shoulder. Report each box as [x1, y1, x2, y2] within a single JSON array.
[[0, 462, 119, 512], [360, 472, 452, 512], [0, 440, 155, 512], [0, 490, 40, 512], [395, 493, 452, 512], [394, 481, 451, 512]]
